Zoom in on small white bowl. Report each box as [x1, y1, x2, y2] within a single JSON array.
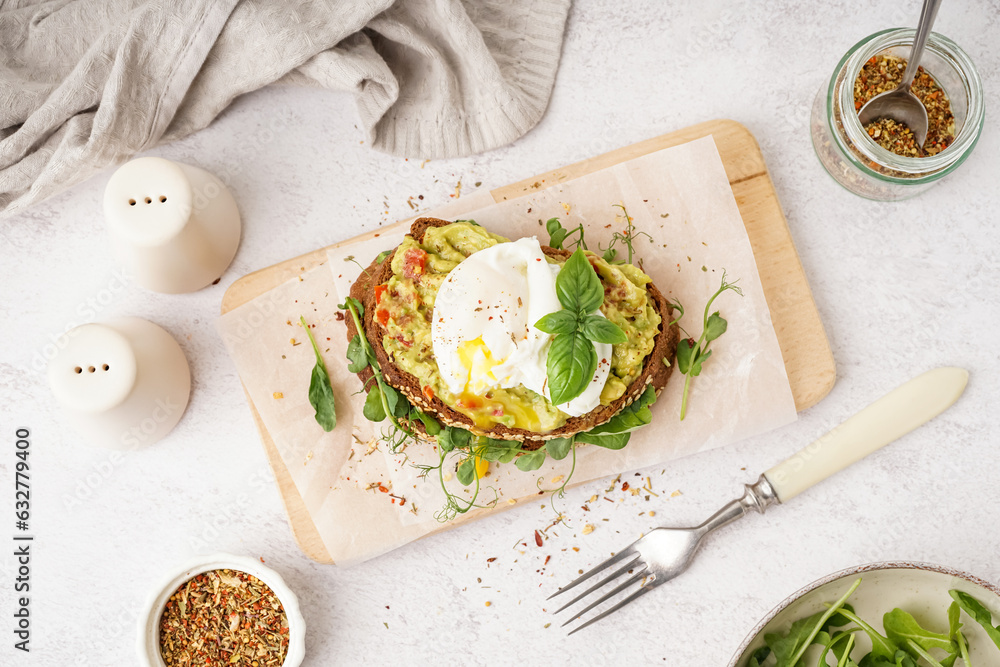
[[137, 553, 305, 667], [730, 561, 1000, 666]]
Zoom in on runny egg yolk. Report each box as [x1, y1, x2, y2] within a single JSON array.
[[453, 338, 543, 431]]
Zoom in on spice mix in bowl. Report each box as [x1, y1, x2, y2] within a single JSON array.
[[137, 554, 305, 667]]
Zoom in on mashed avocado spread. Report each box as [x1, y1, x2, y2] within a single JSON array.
[[375, 222, 661, 434]]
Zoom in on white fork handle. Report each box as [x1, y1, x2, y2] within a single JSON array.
[[764, 367, 968, 503]]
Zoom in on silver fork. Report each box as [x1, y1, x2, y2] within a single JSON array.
[[549, 367, 968, 634]]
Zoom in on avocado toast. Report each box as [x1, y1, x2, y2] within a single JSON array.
[[344, 217, 679, 452]]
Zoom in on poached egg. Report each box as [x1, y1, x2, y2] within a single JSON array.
[[431, 237, 611, 421]]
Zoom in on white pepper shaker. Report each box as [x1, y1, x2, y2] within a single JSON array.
[[47, 318, 191, 449], [104, 157, 241, 294]]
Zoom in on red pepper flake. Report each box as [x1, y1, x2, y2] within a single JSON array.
[[622, 482, 630, 491], [378, 484, 389, 493], [534, 530, 543, 547]]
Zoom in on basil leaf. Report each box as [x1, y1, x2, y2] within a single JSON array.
[[515, 449, 546, 472], [949, 590, 1000, 648], [346, 334, 367, 373], [580, 314, 627, 345], [574, 431, 630, 450], [546, 331, 597, 406], [586, 385, 656, 436], [534, 309, 577, 335], [545, 436, 574, 460], [555, 248, 603, 315], [301, 316, 337, 432], [362, 386, 386, 422], [456, 457, 476, 486], [704, 311, 728, 342]]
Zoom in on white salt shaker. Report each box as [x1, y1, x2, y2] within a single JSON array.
[[47, 318, 191, 449], [104, 157, 241, 294]]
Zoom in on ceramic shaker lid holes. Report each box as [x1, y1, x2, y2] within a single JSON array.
[[104, 157, 241, 294], [47, 318, 191, 449]]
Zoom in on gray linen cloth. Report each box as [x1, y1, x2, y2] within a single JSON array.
[[0, 0, 571, 217]]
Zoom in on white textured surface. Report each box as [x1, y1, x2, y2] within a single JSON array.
[[2, 1, 999, 664]]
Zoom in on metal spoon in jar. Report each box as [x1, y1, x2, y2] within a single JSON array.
[[857, 0, 943, 148]]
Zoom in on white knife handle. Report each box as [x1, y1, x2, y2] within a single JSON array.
[[764, 367, 968, 503]]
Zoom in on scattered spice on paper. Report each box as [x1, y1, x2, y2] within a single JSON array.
[[159, 569, 289, 667]]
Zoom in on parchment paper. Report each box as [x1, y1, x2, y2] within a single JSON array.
[[218, 136, 797, 566]]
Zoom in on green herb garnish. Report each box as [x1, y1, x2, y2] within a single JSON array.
[[300, 316, 337, 432], [600, 204, 652, 265], [749, 581, 1000, 667], [672, 271, 743, 420], [545, 217, 587, 251], [535, 248, 627, 406]]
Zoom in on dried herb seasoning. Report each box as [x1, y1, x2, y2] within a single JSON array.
[[159, 569, 289, 667], [853, 53, 955, 157]]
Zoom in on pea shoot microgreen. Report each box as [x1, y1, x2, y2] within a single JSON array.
[[300, 316, 337, 432], [535, 248, 627, 406], [752, 580, 1000, 667], [599, 204, 653, 266], [545, 217, 587, 251], [672, 271, 743, 420]]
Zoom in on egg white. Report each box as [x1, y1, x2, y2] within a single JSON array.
[[431, 238, 611, 418]]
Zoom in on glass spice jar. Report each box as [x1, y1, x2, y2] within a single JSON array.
[[810, 28, 984, 201]]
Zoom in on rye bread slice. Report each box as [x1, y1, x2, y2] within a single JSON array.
[[345, 218, 679, 448]]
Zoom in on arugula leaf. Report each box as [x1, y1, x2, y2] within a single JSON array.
[[580, 314, 628, 345], [949, 589, 1000, 648], [300, 316, 337, 432], [747, 646, 770, 667], [883, 608, 954, 657], [835, 606, 899, 660], [546, 330, 598, 406]]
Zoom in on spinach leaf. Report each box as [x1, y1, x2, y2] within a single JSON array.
[[300, 316, 337, 432], [574, 431, 630, 450], [949, 589, 1000, 649], [585, 385, 656, 436]]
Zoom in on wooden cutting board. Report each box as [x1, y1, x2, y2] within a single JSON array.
[[221, 119, 835, 564]]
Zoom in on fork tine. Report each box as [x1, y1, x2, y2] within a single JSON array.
[[559, 567, 649, 628], [552, 554, 643, 614], [547, 546, 637, 600], [566, 579, 661, 636]]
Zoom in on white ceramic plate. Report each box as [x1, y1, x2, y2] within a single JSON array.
[[730, 561, 1000, 666], [137, 553, 305, 667]]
